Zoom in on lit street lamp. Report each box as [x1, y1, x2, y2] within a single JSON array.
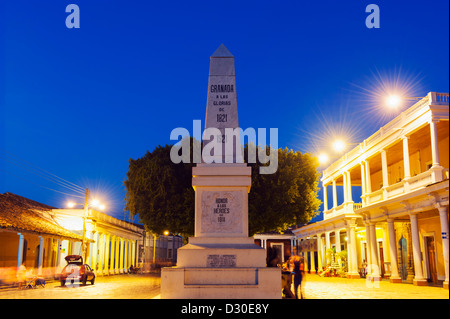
[[318, 139, 358, 166], [332, 139, 347, 153], [385, 94, 424, 109], [318, 153, 329, 165]]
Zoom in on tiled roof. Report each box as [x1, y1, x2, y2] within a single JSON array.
[[0, 192, 84, 241]]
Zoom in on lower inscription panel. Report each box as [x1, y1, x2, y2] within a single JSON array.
[[206, 254, 237, 268]]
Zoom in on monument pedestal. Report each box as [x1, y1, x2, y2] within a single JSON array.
[[161, 45, 280, 299], [161, 164, 281, 299]]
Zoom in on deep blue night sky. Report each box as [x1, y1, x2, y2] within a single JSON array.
[[1, 0, 448, 222]]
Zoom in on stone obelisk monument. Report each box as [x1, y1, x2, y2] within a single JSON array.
[[161, 45, 280, 299]]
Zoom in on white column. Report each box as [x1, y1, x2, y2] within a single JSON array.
[[17, 233, 24, 268], [109, 235, 115, 275], [347, 222, 360, 278], [325, 232, 331, 250], [114, 237, 120, 274], [335, 230, 341, 252], [365, 223, 372, 266], [360, 162, 366, 205], [119, 238, 124, 273], [129, 240, 133, 267], [346, 227, 352, 274], [438, 206, 449, 289], [310, 248, 316, 274], [369, 223, 380, 280], [325, 232, 331, 265], [387, 219, 401, 283], [429, 120, 443, 182], [332, 180, 338, 208], [98, 233, 104, 275], [124, 240, 129, 271], [381, 149, 389, 187], [402, 136, 411, 179], [304, 250, 309, 273], [132, 240, 136, 267], [343, 173, 348, 203], [346, 171, 353, 202], [56, 239, 62, 272], [317, 234, 323, 272], [364, 160, 372, 194], [104, 234, 110, 275], [429, 120, 440, 167], [323, 184, 328, 211], [38, 236, 44, 275], [409, 213, 427, 286]]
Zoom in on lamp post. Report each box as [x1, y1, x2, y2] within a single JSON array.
[[67, 188, 105, 262]]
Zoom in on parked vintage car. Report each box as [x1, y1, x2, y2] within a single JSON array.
[[60, 255, 95, 286]]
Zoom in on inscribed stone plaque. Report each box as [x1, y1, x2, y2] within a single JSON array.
[[201, 191, 243, 234], [207, 254, 237, 268]]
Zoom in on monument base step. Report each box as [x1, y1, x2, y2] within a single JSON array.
[[188, 236, 255, 245], [161, 267, 281, 299], [177, 242, 266, 268]]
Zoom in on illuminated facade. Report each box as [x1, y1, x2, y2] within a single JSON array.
[[52, 208, 144, 276], [293, 92, 449, 289]]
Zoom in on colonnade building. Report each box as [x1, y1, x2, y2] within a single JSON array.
[[52, 208, 144, 276], [0, 191, 184, 283], [293, 92, 449, 289]]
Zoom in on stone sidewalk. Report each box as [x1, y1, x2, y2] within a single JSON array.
[[300, 274, 449, 299]]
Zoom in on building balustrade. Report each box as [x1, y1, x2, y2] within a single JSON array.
[[325, 165, 447, 215], [324, 202, 363, 218]]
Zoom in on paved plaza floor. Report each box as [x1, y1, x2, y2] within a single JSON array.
[[300, 273, 449, 299], [1, 272, 448, 300], [0, 273, 161, 299]]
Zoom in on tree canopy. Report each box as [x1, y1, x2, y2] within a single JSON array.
[[124, 140, 321, 238], [245, 145, 321, 234]]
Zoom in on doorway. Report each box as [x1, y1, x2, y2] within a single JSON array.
[[22, 239, 28, 264], [424, 235, 438, 283], [35, 244, 40, 268], [398, 236, 408, 280], [270, 243, 284, 265]]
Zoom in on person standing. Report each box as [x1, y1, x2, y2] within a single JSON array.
[[289, 255, 304, 299]]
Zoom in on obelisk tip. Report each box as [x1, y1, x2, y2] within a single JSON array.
[[211, 44, 233, 57]]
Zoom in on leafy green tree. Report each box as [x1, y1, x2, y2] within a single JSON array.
[[245, 146, 321, 235], [124, 140, 321, 238], [124, 141, 196, 238]]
